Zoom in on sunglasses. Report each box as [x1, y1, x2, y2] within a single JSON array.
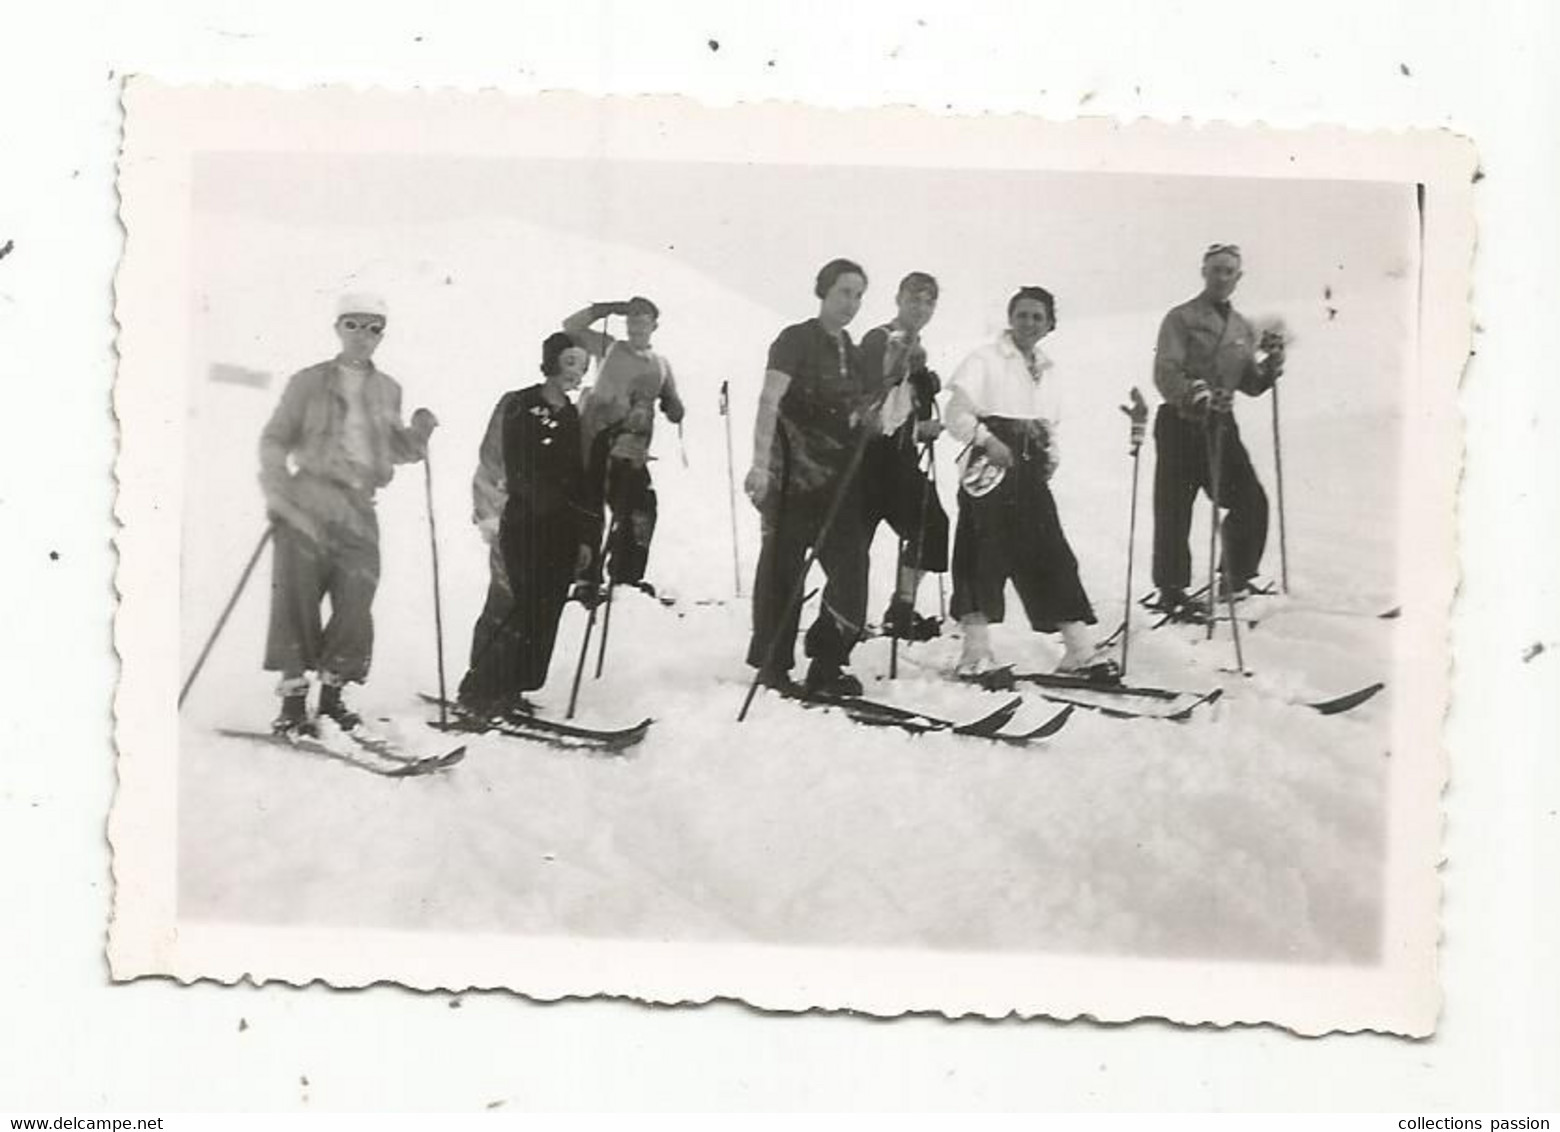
[[340, 319, 385, 335]]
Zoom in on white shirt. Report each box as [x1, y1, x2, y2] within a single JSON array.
[[945, 332, 1061, 445], [335, 362, 375, 483]]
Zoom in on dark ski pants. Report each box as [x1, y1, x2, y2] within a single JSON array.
[[949, 447, 1095, 632], [1151, 406, 1269, 595], [862, 434, 949, 573], [603, 457, 657, 585], [459, 501, 580, 704], [264, 477, 380, 683], [746, 481, 869, 676], [456, 538, 517, 703]]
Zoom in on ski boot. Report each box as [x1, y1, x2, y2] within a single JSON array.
[[271, 692, 317, 739], [755, 667, 802, 697], [1054, 657, 1124, 686], [501, 692, 541, 720], [317, 682, 362, 732], [881, 599, 941, 641], [954, 618, 998, 679], [804, 659, 864, 698]]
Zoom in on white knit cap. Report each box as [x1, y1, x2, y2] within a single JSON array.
[[336, 292, 388, 319]]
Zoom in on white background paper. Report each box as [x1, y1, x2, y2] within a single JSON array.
[[1, 0, 1556, 1112]]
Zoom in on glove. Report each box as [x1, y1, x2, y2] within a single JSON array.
[[979, 432, 1015, 469], [743, 466, 771, 509], [1186, 380, 1212, 420], [411, 408, 439, 440], [1024, 419, 1056, 478], [1260, 342, 1286, 382], [1119, 387, 1149, 454], [1210, 386, 1235, 414], [883, 330, 913, 385], [908, 367, 941, 411]]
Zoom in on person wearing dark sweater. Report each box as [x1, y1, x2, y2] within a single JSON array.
[[456, 332, 602, 717], [745, 258, 907, 697]]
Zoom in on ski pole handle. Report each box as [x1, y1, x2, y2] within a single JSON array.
[[1120, 386, 1149, 456]]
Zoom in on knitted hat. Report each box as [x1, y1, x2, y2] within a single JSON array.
[[336, 292, 389, 319]]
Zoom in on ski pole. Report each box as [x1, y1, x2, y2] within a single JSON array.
[[720, 380, 742, 597], [593, 580, 614, 679], [423, 448, 449, 731], [1271, 380, 1290, 593], [678, 420, 689, 469], [1204, 414, 1247, 671], [1118, 387, 1149, 677], [178, 525, 273, 708], [923, 401, 947, 621], [568, 448, 616, 713], [738, 393, 885, 722], [567, 542, 608, 718], [1205, 414, 1223, 643], [566, 600, 598, 720]]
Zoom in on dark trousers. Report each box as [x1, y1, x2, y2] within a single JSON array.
[[746, 481, 869, 675], [1150, 406, 1269, 594], [949, 450, 1095, 631], [862, 433, 949, 573], [458, 501, 579, 704], [603, 457, 657, 585], [456, 539, 517, 704], [264, 477, 380, 683]]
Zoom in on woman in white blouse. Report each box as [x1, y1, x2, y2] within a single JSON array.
[[945, 286, 1113, 681]]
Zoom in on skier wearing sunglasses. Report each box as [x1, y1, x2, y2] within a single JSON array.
[[257, 292, 439, 736]]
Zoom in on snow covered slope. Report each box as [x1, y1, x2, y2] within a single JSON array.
[[174, 168, 1408, 965]]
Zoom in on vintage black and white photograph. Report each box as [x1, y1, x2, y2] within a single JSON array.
[[110, 83, 1469, 1034]]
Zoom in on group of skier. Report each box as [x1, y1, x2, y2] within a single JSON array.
[[248, 242, 1283, 735]]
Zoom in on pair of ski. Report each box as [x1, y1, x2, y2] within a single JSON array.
[[418, 693, 652, 753], [217, 725, 469, 778], [220, 695, 652, 775], [773, 685, 1075, 745], [976, 667, 1385, 719], [1103, 586, 1401, 638]]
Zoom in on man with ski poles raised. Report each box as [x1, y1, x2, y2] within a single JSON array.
[[258, 293, 438, 736], [562, 295, 685, 598], [858, 271, 949, 643], [744, 257, 910, 699], [1148, 244, 1286, 618]]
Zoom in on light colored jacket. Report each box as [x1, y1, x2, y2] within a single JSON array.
[[1153, 293, 1274, 418], [259, 359, 425, 506]]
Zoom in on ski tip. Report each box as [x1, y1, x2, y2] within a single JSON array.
[[385, 746, 468, 776], [1032, 703, 1075, 738], [1308, 681, 1386, 716]]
